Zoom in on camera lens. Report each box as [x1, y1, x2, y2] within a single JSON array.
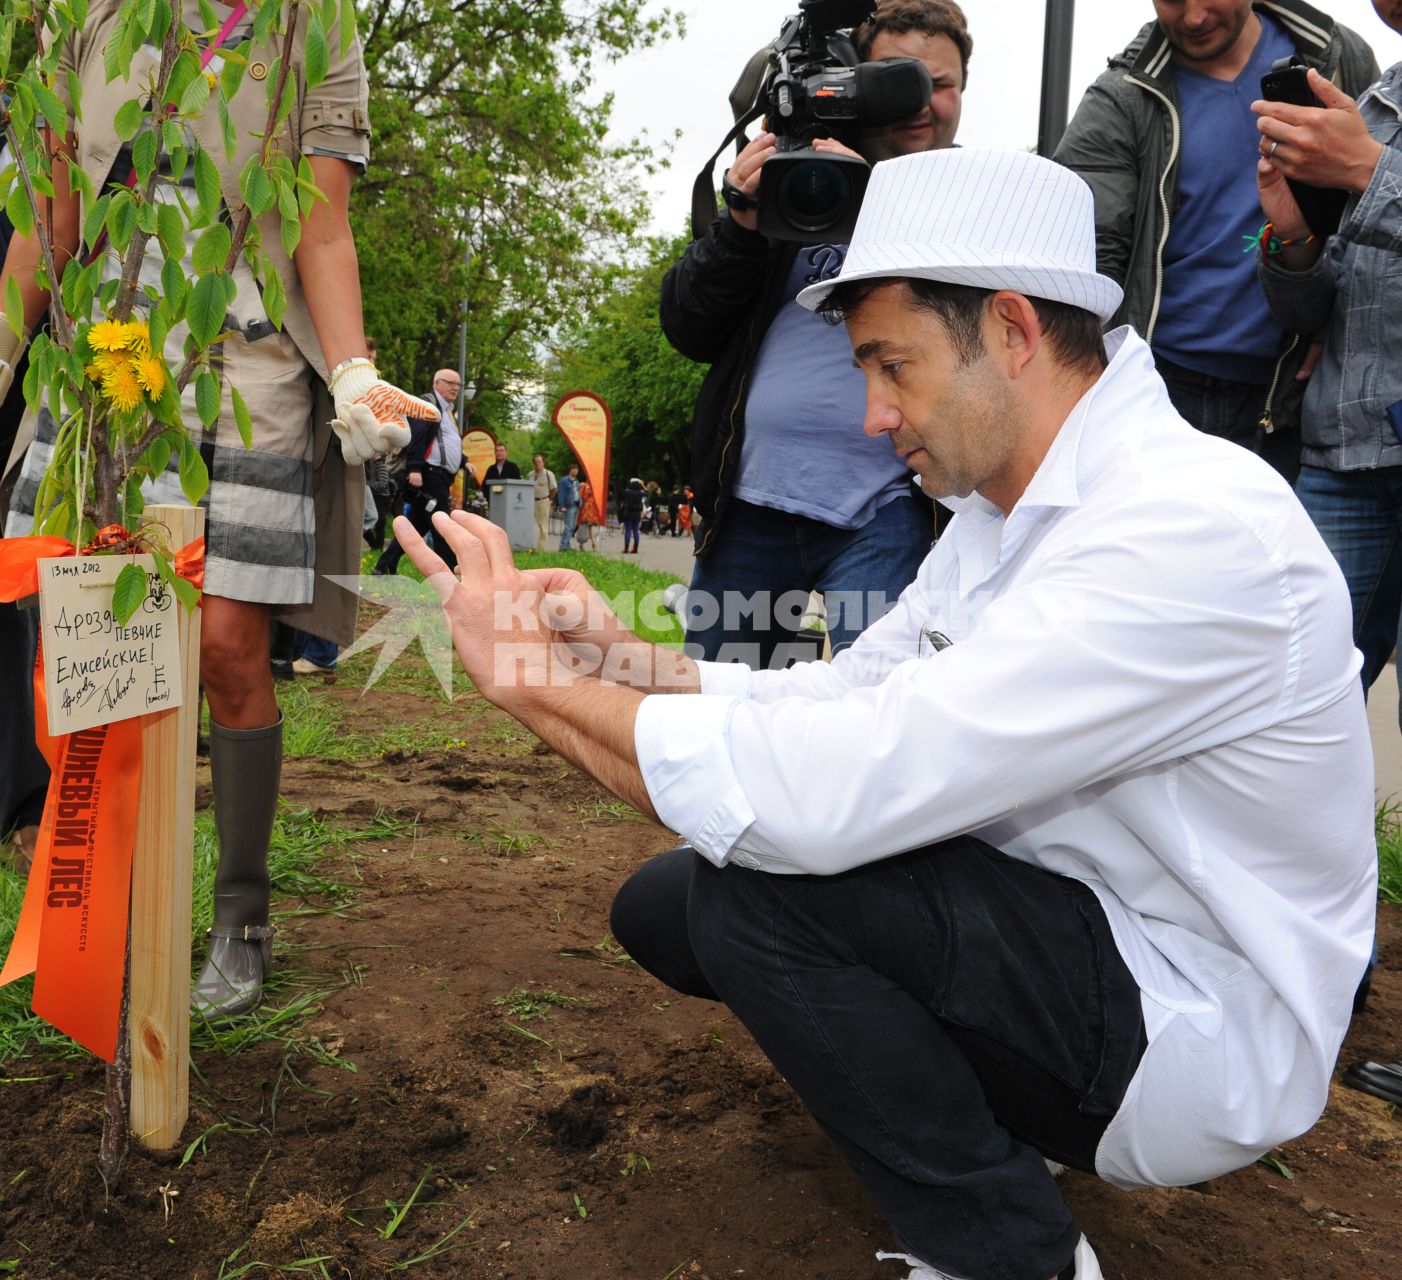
[[775, 159, 853, 234]]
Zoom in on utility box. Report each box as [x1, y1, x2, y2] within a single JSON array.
[[488, 479, 536, 551]]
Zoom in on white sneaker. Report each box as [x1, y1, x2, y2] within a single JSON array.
[[876, 1234, 1102, 1279]]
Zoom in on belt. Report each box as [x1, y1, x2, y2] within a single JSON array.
[[224, 314, 279, 344]]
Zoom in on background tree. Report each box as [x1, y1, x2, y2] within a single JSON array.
[[350, 0, 681, 436], [543, 230, 703, 491]]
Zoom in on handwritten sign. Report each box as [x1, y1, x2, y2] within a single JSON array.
[[37, 555, 183, 736]]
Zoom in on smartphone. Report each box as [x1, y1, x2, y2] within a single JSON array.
[[1259, 57, 1348, 237]]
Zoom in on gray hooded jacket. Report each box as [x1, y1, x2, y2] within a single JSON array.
[[1053, 0, 1378, 435]]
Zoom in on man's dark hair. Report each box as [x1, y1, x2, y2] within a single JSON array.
[[854, 1, 973, 89], [818, 277, 1108, 375]]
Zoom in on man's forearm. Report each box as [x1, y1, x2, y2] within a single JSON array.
[[503, 676, 660, 821]]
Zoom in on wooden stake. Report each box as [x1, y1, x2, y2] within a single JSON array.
[[128, 503, 204, 1151]]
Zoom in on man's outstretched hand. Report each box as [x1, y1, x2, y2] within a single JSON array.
[[392, 510, 588, 703]]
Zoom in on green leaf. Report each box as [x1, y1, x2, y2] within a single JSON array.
[[164, 49, 201, 112], [239, 157, 276, 217], [136, 200, 159, 235], [72, 0, 89, 30], [4, 276, 23, 340], [197, 0, 218, 32], [31, 81, 68, 133], [157, 202, 184, 260], [279, 209, 301, 259], [179, 67, 211, 119], [219, 41, 250, 100], [66, 163, 94, 206], [113, 98, 144, 142], [186, 273, 226, 347], [191, 222, 232, 273], [160, 255, 189, 315], [217, 91, 236, 159], [295, 155, 319, 217], [261, 265, 286, 328], [194, 149, 221, 224], [195, 368, 220, 427], [104, 14, 130, 84], [149, 305, 170, 358], [107, 192, 138, 253], [133, 130, 158, 184], [148, 0, 171, 46], [6, 181, 34, 239], [252, 0, 279, 43], [178, 435, 210, 505], [112, 563, 147, 627], [304, 13, 330, 88], [67, 69, 83, 121], [339, 0, 357, 56], [229, 383, 253, 449]]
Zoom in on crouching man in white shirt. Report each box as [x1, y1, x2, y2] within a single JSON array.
[[392, 150, 1376, 1280]]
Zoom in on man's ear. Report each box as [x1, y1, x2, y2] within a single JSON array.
[[986, 291, 1041, 379]]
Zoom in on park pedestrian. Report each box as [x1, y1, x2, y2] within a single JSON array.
[[1254, 0, 1402, 1107], [1054, 0, 1377, 481]]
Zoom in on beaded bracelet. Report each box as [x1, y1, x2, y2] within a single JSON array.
[[1242, 221, 1317, 258]]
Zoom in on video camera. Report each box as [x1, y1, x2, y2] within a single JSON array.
[[699, 0, 932, 243]]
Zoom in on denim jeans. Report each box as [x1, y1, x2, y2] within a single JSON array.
[[611, 840, 1145, 1280], [558, 504, 579, 551], [1296, 465, 1402, 718], [1156, 356, 1300, 484], [622, 519, 640, 551], [684, 496, 932, 667]]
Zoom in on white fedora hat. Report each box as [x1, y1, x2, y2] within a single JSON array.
[[796, 148, 1123, 323]]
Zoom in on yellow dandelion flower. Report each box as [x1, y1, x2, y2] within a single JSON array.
[[134, 355, 166, 397], [101, 360, 144, 412], [126, 320, 152, 356], [90, 350, 126, 377], [88, 319, 132, 352], [84, 361, 104, 382]]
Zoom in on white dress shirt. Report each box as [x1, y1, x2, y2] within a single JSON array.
[[426, 392, 461, 474], [634, 329, 1376, 1189]]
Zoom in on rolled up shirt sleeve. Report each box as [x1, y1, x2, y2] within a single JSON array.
[[634, 494, 1314, 877]]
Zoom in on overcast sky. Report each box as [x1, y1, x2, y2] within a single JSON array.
[[600, 0, 1402, 237]]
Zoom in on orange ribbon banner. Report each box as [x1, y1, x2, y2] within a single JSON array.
[[0, 532, 203, 1061], [552, 392, 612, 522]]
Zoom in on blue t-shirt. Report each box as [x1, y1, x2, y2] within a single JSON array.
[[1152, 14, 1295, 384], [736, 244, 911, 530]]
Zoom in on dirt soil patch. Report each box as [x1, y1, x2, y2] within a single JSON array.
[[2, 679, 1400, 1279]]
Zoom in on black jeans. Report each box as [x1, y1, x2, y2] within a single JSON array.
[[375, 468, 457, 573], [611, 839, 1146, 1280], [1155, 355, 1300, 484]]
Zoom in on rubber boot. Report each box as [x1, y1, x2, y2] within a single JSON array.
[[192, 715, 282, 1021]]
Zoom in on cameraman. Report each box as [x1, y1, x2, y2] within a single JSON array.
[[662, 1, 972, 667]]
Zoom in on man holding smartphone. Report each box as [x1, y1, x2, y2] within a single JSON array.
[[1254, 0, 1402, 1110], [1054, 1, 1377, 481]]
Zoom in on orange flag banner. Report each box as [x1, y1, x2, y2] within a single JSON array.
[[552, 392, 612, 521], [463, 429, 497, 488], [0, 532, 203, 1061]]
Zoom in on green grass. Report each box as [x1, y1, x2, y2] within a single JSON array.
[[1376, 801, 1402, 904], [359, 546, 686, 649], [276, 681, 478, 761], [0, 807, 411, 1063]]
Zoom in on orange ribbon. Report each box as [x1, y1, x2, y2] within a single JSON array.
[[0, 531, 204, 1061]]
